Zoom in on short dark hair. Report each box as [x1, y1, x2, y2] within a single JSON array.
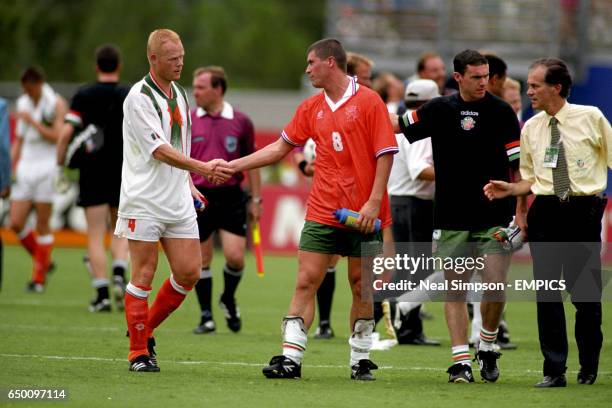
[[529, 58, 573, 98], [417, 51, 441, 73], [453, 49, 488, 75], [20, 66, 45, 83], [307, 38, 347, 73], [484, 54, 507, 79], [193, 66, 228, 95], [95, 44, 121, 73]]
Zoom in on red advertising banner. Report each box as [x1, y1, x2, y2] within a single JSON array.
[[258, 184, 310, 253]]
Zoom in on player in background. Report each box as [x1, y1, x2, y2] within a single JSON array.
[[57, 45, 130, 312], [10, 66, 66, 292], [475, 53, 517, 350], [114, 29, 232, 372], [385, 79, 439, 346], [226, 39, 398, 380], [190, 66, 262, 334], [483, 54, 508, 98]]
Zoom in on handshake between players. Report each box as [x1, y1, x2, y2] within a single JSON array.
[[198, 158, 235, 185]]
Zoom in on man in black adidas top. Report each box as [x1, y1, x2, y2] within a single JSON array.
[[391, 50, 524, 384], [57, 44, 130, 313]]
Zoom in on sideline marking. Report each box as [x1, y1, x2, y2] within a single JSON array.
[[1, 353, 609, 375]]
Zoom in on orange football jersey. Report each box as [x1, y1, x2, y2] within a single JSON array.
[[282, 77, 398, 228]]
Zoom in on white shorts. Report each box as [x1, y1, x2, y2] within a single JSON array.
[[11, 161, 55, 203], [114, 216, 199, 242]]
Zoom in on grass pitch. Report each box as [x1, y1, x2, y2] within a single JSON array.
[[1, 245, 611, 407]]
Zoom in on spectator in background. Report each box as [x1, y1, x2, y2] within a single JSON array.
[[408, 52, 447, 94], [56, 45, 130, 312], [347, 52, 373, 88], [10, 66, 66, 293], [0, 97, 11, 291], [373, 72, 405, 114], [503, 77, 523, 125]]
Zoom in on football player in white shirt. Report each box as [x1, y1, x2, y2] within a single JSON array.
[[114, 29, 232, 372], [10, 66, 66, 293]]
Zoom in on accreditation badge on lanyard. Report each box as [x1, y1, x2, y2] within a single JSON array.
[[543, 145, 560, 168]]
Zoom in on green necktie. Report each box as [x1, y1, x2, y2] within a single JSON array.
[[550, 116, 570, 200]]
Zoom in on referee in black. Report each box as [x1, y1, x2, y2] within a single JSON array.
[[485, 58, 612, 387]]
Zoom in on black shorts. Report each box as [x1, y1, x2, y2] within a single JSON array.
[[196, 185, 248, 241], [77, 160, 121, 208]]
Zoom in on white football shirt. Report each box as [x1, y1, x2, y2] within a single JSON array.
[[16, 83, 57, 166], [119, 73, 195, 223]]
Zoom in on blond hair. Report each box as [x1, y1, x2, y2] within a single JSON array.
[[503, 77, 521, 92], [147, 29, 181, 57]]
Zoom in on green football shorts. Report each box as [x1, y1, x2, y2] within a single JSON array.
[[299, 221, 383, 257], [432, 227, 505, 259]]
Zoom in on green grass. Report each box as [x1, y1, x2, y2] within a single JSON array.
[[1, 245, 611, 407]]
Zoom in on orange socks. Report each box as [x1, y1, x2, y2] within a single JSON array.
[[125, 283, 151, 361], [18, 229, 38, 257], [31, 235, 53, 284], [125, 277, 192, 361], [147, 276, 192, 335]]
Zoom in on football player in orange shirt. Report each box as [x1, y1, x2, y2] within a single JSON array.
[[226, 39, 398, 380]]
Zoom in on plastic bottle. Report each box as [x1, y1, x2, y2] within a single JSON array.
[[333, 208, 381, 233], [194, 198, 205, 212]]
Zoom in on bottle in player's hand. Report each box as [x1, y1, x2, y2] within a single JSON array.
[[334, 208, 381, 233]]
